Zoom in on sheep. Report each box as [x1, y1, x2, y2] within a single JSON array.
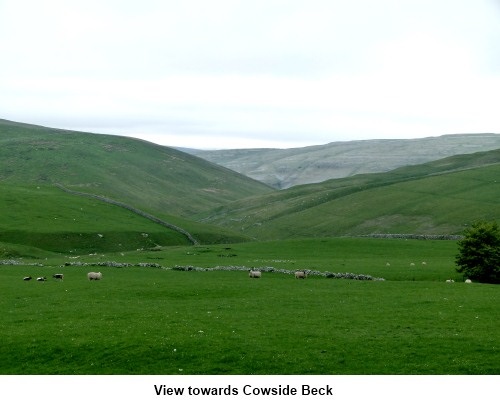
[[446, 279, 455, 283], [36, 277, 47, 282], [294, 271, 307, 279], [465, 279, 472, 283], [248, 269, 261, 278], [52, 273, 64, 281], [23, 276, 32, 281], [87, 271, 102, 281]]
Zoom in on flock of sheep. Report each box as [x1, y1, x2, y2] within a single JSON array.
[[22, 268, 472, 283], [23, 269, 300, 281], [23, 272, 102, 281]]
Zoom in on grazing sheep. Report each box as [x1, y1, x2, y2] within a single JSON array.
[[446, 279, 455, 283], [87, 271, 102, 281], [36, 277, 47, 282], [294, 271, 307, 279], [421, 261, 427, 265], [248, 270, 261, 278], [410, 263, 415, 267], [23, 276, 32, 281], [52, 273, 64, 281], [465, 279, 472, 283]]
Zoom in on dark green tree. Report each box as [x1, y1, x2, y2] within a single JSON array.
[[455, 220, 500, 283]]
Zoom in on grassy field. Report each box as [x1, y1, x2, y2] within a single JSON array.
[[0, 183, 253, 253], [1, 119, 499, 376], [2, 238, 499, 375]]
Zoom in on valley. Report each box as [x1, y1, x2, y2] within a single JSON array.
[[1, 118, 499, 375]]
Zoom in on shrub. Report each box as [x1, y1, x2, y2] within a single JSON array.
[[455, 220, 500, 283]]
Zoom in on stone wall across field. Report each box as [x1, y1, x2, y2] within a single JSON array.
[[172, 264, 385, 281], [64, 261, 164, 268], [362, 234, 463, 240], [0, 259, 44, 266], [2, 259, 384, 281], [55, 183, 199, 245]]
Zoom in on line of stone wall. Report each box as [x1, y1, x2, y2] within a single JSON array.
[[171, 264, 385, 281], [3, 259, 384, 281], [54, 183, 199, 245], [361, 234, 463, 240]]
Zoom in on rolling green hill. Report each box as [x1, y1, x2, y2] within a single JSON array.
[[196, 148, 500, 239], [0, 119, 273, 217], [0, 119, 273, 248], [2, 119, 499, 251], [0, 182, 257, 257]]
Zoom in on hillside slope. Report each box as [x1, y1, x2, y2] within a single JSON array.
[[0, 183, 194, 255], [196, 149, 500, 240], [0, 119, 273, 219], [187, 134, 500, 188]]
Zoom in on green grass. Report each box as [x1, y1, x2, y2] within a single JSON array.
[[198, 151, 500, 239], [136, 237, 460, 282], [2, 119, 499, 244], [0, 183, 254, 252], [0, 118, 273, 245], [0, 119, 273, 219], [3, 236, 461, 281], [1, 119, 499, 375], [2, 238, 498, 375], [0, 183, 191, 252]]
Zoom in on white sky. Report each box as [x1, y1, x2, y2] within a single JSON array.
[[1, 0, 499, 149]]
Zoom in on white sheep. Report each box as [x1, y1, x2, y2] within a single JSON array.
[[446, 279, 455, 283], [465, 279, 472, 283], [87, 271, 102, 281], [294, 271, 307, 279], [36, 277, 47, 282], [248, 270, 261, 278]]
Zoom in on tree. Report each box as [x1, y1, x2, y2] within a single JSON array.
[[455, 220, 500, 283]]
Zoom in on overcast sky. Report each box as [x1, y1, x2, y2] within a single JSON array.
[[1, 0, 499, 149]]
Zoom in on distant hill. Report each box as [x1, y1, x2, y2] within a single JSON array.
[[195, 148, 500, 240], [187, 134, 500, 188], [0, 119, 273, 246]]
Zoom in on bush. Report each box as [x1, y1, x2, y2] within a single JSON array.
[[455, 221, 500, 283]]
